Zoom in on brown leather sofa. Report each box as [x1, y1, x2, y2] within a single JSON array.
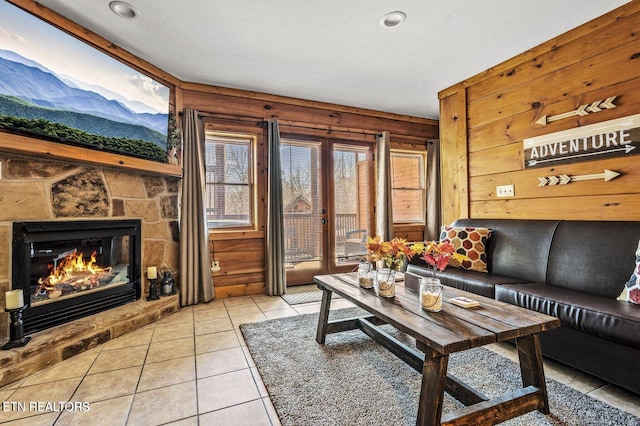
[[406, 218, 640, 395]]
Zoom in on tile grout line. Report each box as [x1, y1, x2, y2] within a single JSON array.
[[40, 337, 107, 424], [249, 294, 289, 426], [195, 301, 247, 420], [122, 319, 157, 425], [122, 308, 194, 424], [189, 305, 200, 424]]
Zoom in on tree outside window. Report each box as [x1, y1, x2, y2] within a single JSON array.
[[204, 132, 255, 229], [391, 151, 426, 223]]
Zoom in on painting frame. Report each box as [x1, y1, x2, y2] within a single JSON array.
[[0, 0, 173, 163]]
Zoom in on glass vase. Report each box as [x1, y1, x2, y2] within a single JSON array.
[[375, 268, 396, 298], [419, 277, 442, 312], [357, 261, 374, 289]]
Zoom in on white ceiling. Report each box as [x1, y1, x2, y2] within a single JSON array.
[[35, 0, 630, 119]]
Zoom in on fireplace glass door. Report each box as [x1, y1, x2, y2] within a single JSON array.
[[29, 234, 131, 307], [12, 220, 141, 334]]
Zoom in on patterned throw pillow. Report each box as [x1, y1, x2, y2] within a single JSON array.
[[440, 226, 492, 273], [617, 240, 640, 304]]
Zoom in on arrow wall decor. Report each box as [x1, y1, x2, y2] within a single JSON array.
[[537, 169, 621, 186], [524, 113, 640, 169], [535, 96, 617, 126]]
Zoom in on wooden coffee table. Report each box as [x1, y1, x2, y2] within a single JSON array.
[[314, 273, 560, 426]]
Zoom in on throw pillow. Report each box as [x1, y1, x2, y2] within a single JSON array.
[[439, 226, 492, 273], [617, 240, 640, 304]]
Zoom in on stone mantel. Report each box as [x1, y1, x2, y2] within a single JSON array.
[[0, 129, 182, 178]]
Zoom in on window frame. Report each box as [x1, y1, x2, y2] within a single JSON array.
[[204, 130, 258, 232], [390, 149, 427, 225]]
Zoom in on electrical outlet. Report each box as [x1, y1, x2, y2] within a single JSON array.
[[211, 260, 220, 272], [496, 184, 515, 198]]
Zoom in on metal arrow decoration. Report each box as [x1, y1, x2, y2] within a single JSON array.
[[538, 169, 621, 186], [536, 96, 617, 126]]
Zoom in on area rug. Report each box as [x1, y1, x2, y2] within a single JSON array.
[[240, 308, 639, 426], [281, 284, 341, 305]]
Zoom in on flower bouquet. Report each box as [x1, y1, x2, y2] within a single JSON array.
[[419, 241, 467, 278], [365, 237, 420, 297], [416, 241, 467, 311]]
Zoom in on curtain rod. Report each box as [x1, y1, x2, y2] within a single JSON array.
[[279, 122, 379, 137], [199, 112, 265, 122], [179, 110, 267, 127], [180, 110, 391, 137]]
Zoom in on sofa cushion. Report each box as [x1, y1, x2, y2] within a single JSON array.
[[547, 221, 640, 298], [406, 264, 526, 299], [618, 240, 640, 304], [496, 283, 640, 349], [451, 219, 559, 283], [440, 226, 491, 272]]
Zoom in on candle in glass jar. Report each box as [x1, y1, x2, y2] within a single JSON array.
[[147, 266, 157, 280], [6, 289, 24, 310]]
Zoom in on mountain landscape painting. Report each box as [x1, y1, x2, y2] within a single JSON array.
[[0, 1, 170, 162]]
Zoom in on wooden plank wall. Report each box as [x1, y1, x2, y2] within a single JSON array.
[[178, 84, 438, 296], [439, 2, 640, 224]]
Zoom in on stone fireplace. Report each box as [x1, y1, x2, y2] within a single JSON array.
[[0, 154, 180, 343], [12, 219, 142, 334]]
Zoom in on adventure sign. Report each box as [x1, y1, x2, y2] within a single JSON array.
[[524, 113, 640, 169]]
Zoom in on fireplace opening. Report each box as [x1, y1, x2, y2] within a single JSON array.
[[12, 220, 142, 335]]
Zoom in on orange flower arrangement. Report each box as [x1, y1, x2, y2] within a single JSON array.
[[366, 236, 422, 270], [365, 236, 384, 262]]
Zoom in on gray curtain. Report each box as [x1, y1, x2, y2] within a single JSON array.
[[266, 118, 286, 296], [375, 131, 394, 240], [425, 139, 442, 241], [179, 108, 214, 305]]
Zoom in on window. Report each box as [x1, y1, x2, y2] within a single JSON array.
[[204, 132, 256, 229], [391, 151, 426, 223]]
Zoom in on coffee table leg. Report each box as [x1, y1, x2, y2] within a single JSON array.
[[417, 350, 448, 426], [315, 288, 332, 344], [517, 333, 550, 414]]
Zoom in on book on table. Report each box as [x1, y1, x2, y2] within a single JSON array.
[[449, 296, 480, 308]]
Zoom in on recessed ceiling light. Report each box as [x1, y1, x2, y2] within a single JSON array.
[[109, 1, 139, 19], [380, 11, 406, 28]]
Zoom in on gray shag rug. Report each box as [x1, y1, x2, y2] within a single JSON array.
[[281, 285, 341, 306], [240, 307, 639, 426]]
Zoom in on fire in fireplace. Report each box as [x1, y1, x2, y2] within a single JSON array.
[[34, 245, 124, 306], [12, 220, 141, 334]]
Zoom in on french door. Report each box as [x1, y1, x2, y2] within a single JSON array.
[[280, 136, 373, 285]]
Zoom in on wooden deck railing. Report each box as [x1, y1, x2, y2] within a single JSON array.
[[284, 213, 363, 261]]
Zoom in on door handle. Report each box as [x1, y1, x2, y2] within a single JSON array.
[[321, 219, 328, 224]]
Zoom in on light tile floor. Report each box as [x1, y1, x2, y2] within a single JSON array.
[[1, 288, 639, 425]]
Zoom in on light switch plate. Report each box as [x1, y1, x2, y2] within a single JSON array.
[[496, 184, 515, 197]]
